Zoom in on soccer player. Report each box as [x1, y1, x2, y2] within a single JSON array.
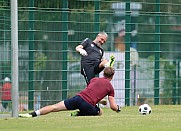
[[1, 77, 12, 111], [75, 31, 115, 85], [19, 67, 121, 118]]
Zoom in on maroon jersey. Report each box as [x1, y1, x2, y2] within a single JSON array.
[[1, 83, 11, 101], [77, 77, 114, 106]]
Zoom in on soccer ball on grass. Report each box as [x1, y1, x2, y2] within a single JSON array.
[[138, 104, 152, 115]]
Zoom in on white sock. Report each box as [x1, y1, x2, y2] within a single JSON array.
[[35, 110, 40, 116]]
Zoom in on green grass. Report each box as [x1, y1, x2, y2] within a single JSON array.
[[0, 105, 181, 131]]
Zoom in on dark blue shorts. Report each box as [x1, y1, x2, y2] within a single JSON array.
[[64, 95, 100, 116]]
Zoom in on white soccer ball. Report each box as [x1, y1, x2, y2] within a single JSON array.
[[138, 104, 152, 115]]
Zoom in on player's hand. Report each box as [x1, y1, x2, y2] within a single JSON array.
[[116, 105, 121, 113], [79, 48, 88, 56]]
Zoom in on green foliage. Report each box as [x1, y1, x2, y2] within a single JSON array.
[[1, 62, 11, 80], [161, 61, 176, 104], [147, 56, 177, 104], [34, 52, 47, 70], [34, 52, 47, 90]]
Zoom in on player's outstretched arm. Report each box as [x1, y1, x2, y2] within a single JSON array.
[[75, 45, 83, 52], [75, 45, 87, 56], [108, 96, 121, 113]]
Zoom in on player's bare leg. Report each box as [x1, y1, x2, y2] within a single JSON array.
[[19, 101, 67, 118], [38, 101, 67, 115], [99, 59, 108, 68], [100, 55, 115, 68]]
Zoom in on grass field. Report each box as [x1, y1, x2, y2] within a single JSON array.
[[0, 105, 181, 131]]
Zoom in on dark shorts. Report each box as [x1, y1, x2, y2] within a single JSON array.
[[2, 100, 11, 109], [64, 95, 100, 116], [81, 62, 104, 84]]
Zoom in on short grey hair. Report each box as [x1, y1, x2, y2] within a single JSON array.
[[97, 31, 108, 38]]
